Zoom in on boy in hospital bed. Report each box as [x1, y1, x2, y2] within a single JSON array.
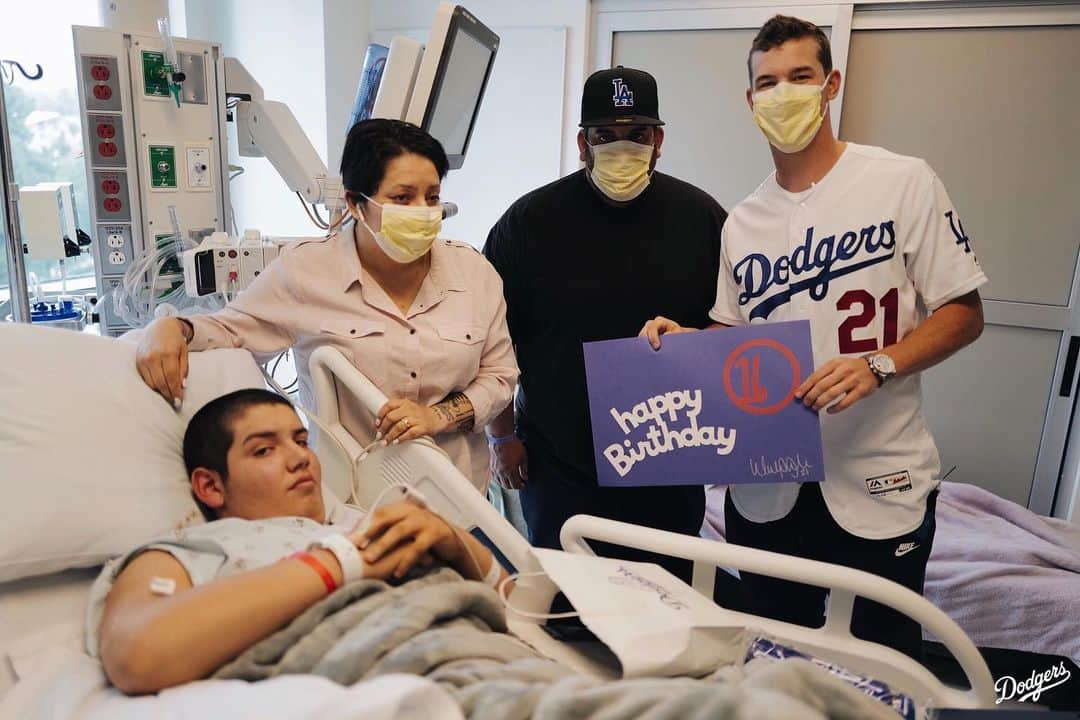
[[85, 388, 509, 695]]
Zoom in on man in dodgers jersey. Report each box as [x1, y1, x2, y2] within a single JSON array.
[[641, 15, 986, 659]]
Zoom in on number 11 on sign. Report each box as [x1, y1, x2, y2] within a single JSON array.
[[735, 355, 767, 404]]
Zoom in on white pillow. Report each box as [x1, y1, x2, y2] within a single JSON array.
[[0, 323, 265, 583]]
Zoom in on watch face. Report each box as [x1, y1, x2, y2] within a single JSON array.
[[872, 354, 896, 375]]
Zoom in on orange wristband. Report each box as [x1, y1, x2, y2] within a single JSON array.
[[289, 551, 338, 594]]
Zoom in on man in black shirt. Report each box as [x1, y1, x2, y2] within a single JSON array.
[[482, 67, 726, 582]]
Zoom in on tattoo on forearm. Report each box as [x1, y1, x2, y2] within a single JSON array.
[[433, 392, 474, 432]]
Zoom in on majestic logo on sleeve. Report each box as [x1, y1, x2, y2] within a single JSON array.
[[733, 220, 896, 320], [612, 78, 634, 108]]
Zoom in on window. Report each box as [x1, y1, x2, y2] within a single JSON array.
[[1, 0, 99, 318]]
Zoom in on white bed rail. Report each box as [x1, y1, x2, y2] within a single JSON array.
[[308, 346, 539, 576], [308, 346, 995, 709], [561, 514, 996, 709]]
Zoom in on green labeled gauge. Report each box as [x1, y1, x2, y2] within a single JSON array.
[[149, 145, 177, 190], [141, 51, 169, 97]]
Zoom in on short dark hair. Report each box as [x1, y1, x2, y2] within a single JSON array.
[[748, 15, 833, 84], [340, 118, 449, 206], [182, 388, 294, 520]]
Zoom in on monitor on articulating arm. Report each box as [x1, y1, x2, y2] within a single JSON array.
[[347, 43, 390, 132], [361, 3, 498, 171]]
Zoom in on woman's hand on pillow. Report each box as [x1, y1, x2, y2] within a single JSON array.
[[375, 398, 446, 444], [136, 317, 190, 408]]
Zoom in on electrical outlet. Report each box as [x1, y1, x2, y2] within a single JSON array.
[[93, 171, 130, 221], [88, 115, 125, 166], [97, 224, 131, 273], [81, 56, 121, 112]]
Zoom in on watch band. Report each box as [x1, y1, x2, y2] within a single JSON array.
[[310, 533, 365, 583], [865, 355, 894, 386]]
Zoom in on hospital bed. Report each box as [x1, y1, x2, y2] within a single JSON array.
[[307, 345, 997, 711], [0, 326, 996, 717]]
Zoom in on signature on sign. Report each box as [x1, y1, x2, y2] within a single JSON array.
[[749, 454, 814, 481]]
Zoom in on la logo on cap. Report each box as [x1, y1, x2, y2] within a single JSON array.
[[612, 78, 634, 108]]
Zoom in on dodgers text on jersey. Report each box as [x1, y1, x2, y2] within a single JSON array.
[[733, 219, 896, 320]]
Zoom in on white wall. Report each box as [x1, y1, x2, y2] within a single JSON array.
[[364, 0, 589, 246], [369, 0, 589, 178], [176, 0, 592, 242], [324, 0, 372, 174], [184, 0, 329, 237]]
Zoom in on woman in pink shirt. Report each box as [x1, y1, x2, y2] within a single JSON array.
[[135, 119, 518, 493]]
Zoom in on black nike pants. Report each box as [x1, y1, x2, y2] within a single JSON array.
[[725, 482, 938, 661], [519, 438, 704, 583]]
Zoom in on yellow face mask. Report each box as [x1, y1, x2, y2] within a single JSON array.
[[356, 194, 442, 264], [751, 76, 831, 154], [588, 140, 654, 202]]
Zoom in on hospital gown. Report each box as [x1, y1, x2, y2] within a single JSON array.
[[85, 503, 363, 657]]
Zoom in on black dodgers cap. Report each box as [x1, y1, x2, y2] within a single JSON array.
[[580, 66, 664, 127]]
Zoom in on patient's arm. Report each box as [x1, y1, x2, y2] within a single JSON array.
[[99, 543, 416, 694]]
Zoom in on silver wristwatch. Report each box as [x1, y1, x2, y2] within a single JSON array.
[[866, 353, 897, 386]]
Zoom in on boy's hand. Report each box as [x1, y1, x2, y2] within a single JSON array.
[[350, 503, 461, 579], [312, 545, 434, 584], [360, 545, 436, 582]]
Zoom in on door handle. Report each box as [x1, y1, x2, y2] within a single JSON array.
[[1059, 336, 1080, 397]]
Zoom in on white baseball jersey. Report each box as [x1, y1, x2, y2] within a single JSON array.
[[710, 144, 987, 539]]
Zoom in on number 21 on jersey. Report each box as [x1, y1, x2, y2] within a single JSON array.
[[837, 288, 898, 354]]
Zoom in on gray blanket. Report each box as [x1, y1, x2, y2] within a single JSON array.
[[215, 568, 899, 720]]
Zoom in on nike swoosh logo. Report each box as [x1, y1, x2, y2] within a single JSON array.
[[894, 545, 919, 557]]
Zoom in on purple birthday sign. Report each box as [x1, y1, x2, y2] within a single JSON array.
[[583, 320, 825, 487]]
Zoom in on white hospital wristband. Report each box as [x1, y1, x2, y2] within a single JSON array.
[[310, 534, 364, 583]]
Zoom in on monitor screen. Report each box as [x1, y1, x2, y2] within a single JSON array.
[[347, 44, 389, 132], [424, 27, 493, 157]]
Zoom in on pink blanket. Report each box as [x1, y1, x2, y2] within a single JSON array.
[[701, 483, 1080, 661]]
